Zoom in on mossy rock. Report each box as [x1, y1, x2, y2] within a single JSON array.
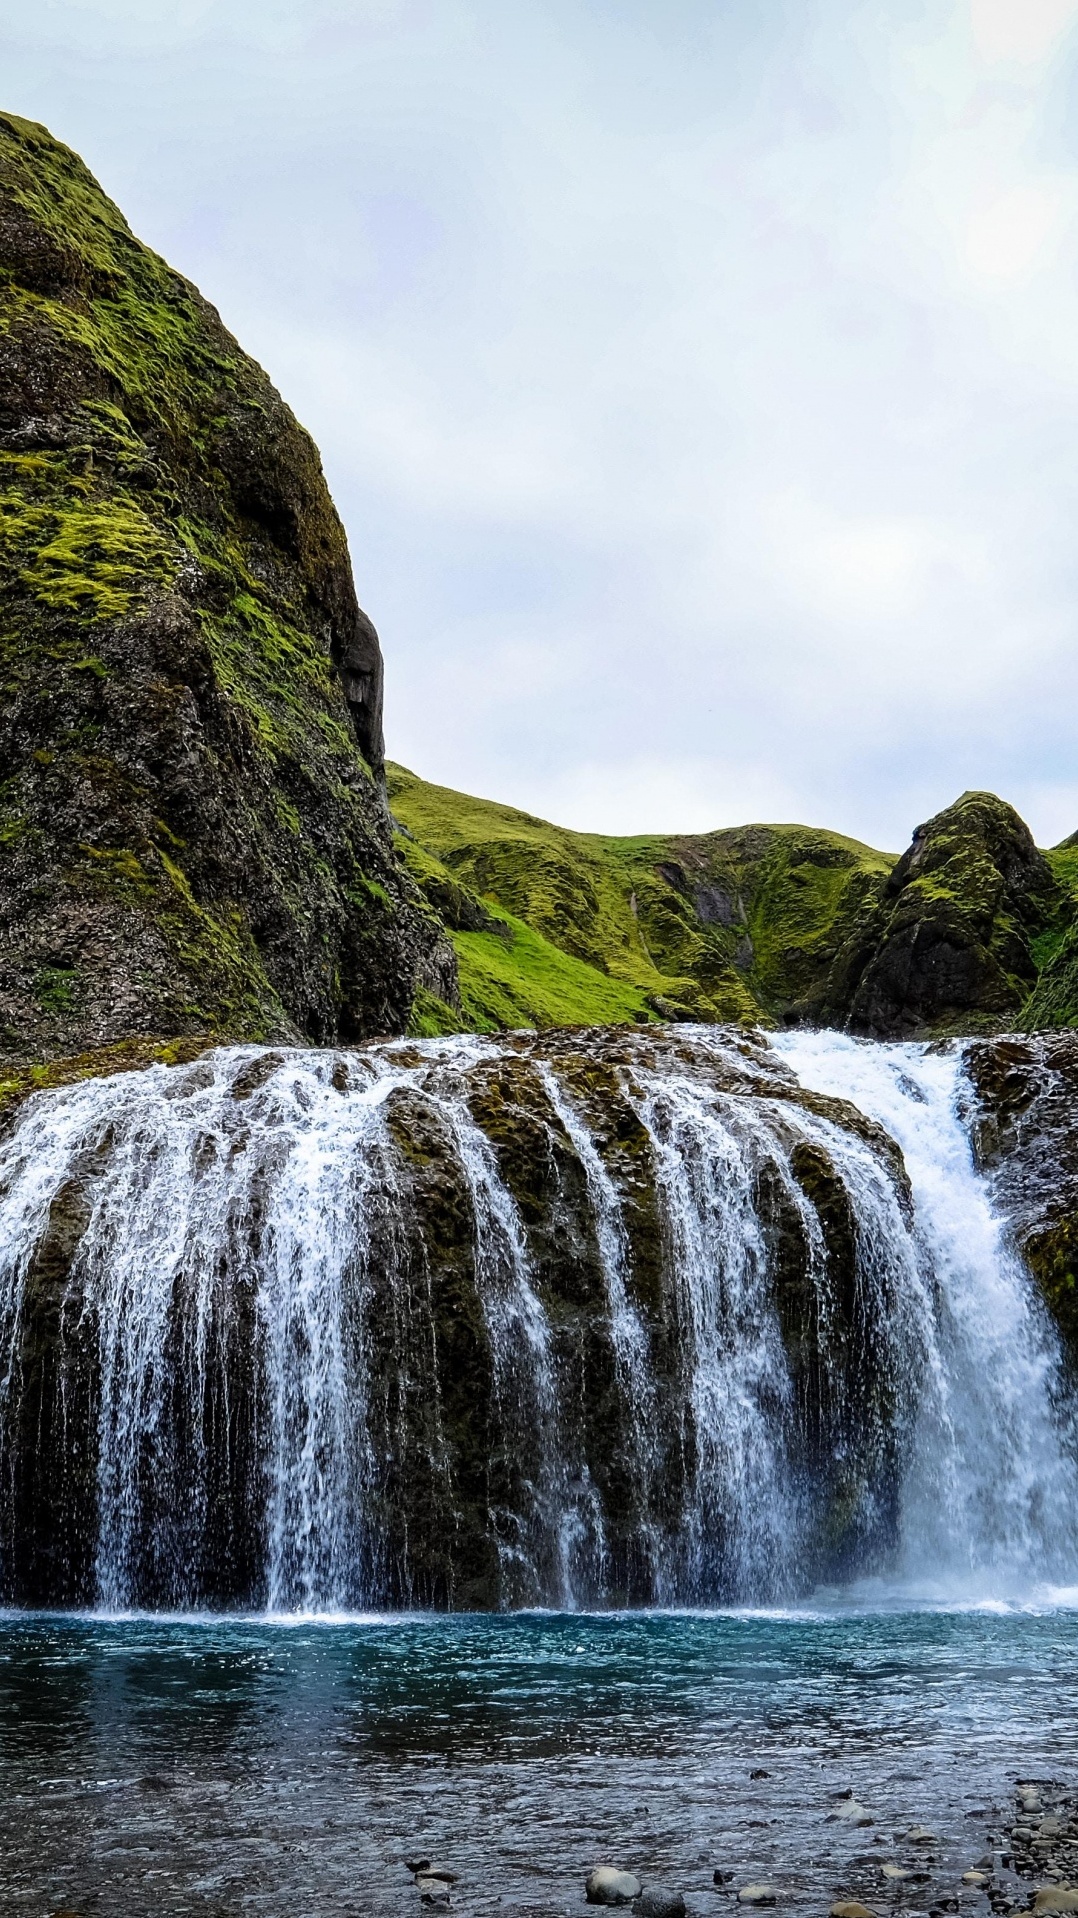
[[832, 792, 1065, 1038]]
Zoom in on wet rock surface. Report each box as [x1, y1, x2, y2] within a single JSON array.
[[1003, 1781, 1078, 1890], [964, 1031, 1078, 1366]]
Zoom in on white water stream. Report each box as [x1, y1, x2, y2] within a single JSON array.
[[774, 1030, 1078, 1597], [0, 1028, 1073, 1611]]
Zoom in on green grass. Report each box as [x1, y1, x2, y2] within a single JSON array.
[[453, 910, 654, 1031], [388, 763, 897, 1031]]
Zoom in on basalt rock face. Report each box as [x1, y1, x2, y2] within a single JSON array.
[[965, 1031, 1078, 1368], [825, 793, 1064, 1039], [0, 112, 456, 1065]]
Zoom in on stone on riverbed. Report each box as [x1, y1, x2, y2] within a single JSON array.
[[1032, 1892, 1078, 1912], [737, 1886, 777, 1906], [829, 1801, 874, 1827], [415, 1878, 451, 1906], [906, 1828, 937, 1846], [634, 1886, 686, 1918], [881, 1867, 913, 1882], [587, 1868, 642, 1905], [962, 1871, 992, 1885], [830, 1902, 878, 1918]]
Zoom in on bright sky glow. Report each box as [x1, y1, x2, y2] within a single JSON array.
[[6, 1, 1078, 850]]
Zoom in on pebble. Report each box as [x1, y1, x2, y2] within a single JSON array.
[[634, 1888, 686, 1918], [416, 1883, 451, 1908], [829, 1802, 874, 1828], [881, 1866, 913, 1882], [587, 1868, 642, 1906], [962, 1871, 992, 1885], [907, 1829, 938, 1847], [830, 1903, 877, 1918], [737, 1886, 776, 1907]]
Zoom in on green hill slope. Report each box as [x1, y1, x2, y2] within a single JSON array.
[[390, 769, 1078, 1040], [389, 763, 896, 1033]]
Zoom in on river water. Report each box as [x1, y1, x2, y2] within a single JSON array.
[[2, 1603, 1077, 1918]]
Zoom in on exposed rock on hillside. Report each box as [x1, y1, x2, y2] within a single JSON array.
[[0, 112, 455, 1065], [388, 763, 895, 1034], [829, 793, 1064, 1038]]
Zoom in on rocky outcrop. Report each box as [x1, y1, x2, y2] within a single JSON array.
[[827, 793, 1064, 1039], [0, 111, 456, 1065], [964, 1030, 1078, 1367]]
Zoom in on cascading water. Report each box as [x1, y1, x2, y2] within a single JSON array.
[[773, 1030, 1078, 1595], [0, 1025, 1074, 1613]]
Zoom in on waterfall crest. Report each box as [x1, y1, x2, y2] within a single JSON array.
[[0, 1026, 1074, 1612]]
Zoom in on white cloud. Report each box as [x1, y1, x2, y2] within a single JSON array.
[[970, 0, 1078, 66], [965, 181, 1071, 279], [7, 0, 1078, 850]]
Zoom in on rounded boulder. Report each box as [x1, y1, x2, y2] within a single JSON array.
[[587, 1868, 642, 1906]]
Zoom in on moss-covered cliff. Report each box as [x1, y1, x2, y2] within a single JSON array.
[[6, 116, 1078, 1064], [0, 111, 456, 1065]]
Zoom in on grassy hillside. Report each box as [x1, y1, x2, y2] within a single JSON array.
[[391, 769, 1078, 1040], [389, 763, 896, 1033]]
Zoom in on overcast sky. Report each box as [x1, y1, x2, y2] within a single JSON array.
[[6, 1, 1078, 850]]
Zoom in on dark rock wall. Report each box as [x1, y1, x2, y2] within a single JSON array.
[[0, 111, 456, 1065], [964, 1030, 1078, 1368]]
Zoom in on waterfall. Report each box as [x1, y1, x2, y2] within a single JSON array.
[[774, 1030, 1078, 1595], [0, 1026, 1074, 1612]]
